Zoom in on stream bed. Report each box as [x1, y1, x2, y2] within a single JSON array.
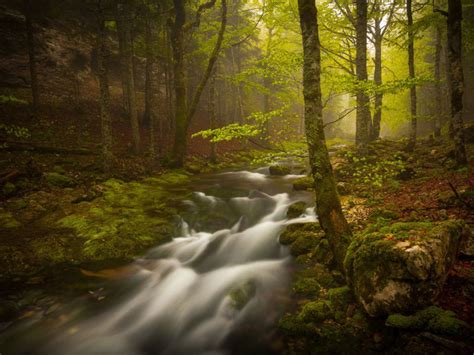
[[2, 168, 316, 355]]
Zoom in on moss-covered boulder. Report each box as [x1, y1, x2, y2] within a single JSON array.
[[269, 164, 291, 176], [292, 176, 314, 191], [44, 172, 76, 188], [279, 222, 321, 246], [328, 286, 353, 312], [287, 201, 307, 219], [300, 300, 333, 322], [345, 220, 469, 316]]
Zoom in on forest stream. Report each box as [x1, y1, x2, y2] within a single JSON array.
[[3, 167, 315, 355]]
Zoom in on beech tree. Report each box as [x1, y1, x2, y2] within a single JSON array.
[[297, 0, 352, 272]]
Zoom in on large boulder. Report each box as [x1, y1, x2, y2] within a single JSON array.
[[344, 220, 469, 317]]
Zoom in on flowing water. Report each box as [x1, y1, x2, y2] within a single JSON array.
[[5, 168, 316, 355]]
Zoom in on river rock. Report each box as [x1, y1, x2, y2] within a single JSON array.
[[269, 164, 291, 176], [344, 220, 469, 317]]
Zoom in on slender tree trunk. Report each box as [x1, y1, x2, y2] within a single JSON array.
[[209, 69, 217, 163], [145, 9, 157, 158], [297, 0, 352, 272], [171, 0, 227, 167], [372, 35, 383, 140], [96, 12, 114, 173], [447, 0, 467, 165], [434, 24, 442, 138], [117, 1, 140, 154], [406, 0, 417, 152], [116, 20, 129, 114], [23, 0, 39, 111], [355, 0, 371, 152]]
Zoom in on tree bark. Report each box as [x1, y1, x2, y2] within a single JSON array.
[[406, 0, 417, 152], [116, 1, 140, 154], [447, 0, 467, 165], [355, 0, 371, 152], [171, 0, 227, 167], [144, 6, 157, 158], [96, 9, 114, 173], [209, 69, 217, 163], [434, 24, 442, 138], [372, 35, 383, 140], [23, 0, 39, 111], [297, 0, 352, 272]]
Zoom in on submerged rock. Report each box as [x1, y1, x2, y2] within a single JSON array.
[[287, 201, 307, 219], [345, 220, 469, 316]]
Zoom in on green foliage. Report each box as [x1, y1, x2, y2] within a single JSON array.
[[0, 95, 27, 105], [192, 123, 260, 143], [0, 123, 31, 140], [344, 151, 405, 191]]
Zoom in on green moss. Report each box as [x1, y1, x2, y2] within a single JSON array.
[[292, 277, 321, 296], [269, 164, 291, 176], [229, 280, 256, 310], [44, 172, 75, 188], [328, 286, 353, 311], [279, 223, 321, 245], [292, 176, 314, 191], [0, 209, 21, 228], [278, 313, 311, 335], [290, 233, 322, 256], [385, 314, 424, 329], [386, 306, 467, 335], [287, 201, 307, 219], [299, 300, 333, 322]]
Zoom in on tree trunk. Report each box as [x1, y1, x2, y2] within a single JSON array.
[[355, 0, 371, 152], [406, 0, 417, 152], [447, 0, 467, 165], [23, 0, 39, 111], [116, 1, 140, 154], [209, 69, 217, 163], [96, 12, 113, 173], [297, 0, 352, 272], [372, 35, 383, 140], [171, 0, 227, 167], [434, 24, 442, 138], [145, 8, 157, 158]]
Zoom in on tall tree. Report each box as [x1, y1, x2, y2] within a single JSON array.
[[406, 0, 417, 152], [23, 0, 39, 111], [96, 2, 114, 172], [355, 0, 371, 151], [447, 0, 467, 164], [170, 0, 227, 167], [116, 1, 140, 154], [208, 68, 217, 163], [433, 23, 443, 138], [368, 0, 396, 140], [297, 0, 352, 272]]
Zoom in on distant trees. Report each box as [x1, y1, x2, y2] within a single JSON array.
[[23, 0, 39, 111], [406, 0, 417, 152]]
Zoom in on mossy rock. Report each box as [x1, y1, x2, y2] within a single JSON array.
[[345, 220, 469, 316], [386, 306, 468, 336], [290, 233, 323, 256], [287, 201, 307, 219], [296, 263, 337, 289], [328, 286, 353, 312], [269, 164, 291, 176], [278, 313, 312, 336], [292, 277, 321, 296], [279, 222, 321, 246], [44, 172, 76, 188], [299, 300, 333, 322], [292, 176, 314, 191], [229, 280, 256, 310], [0, 209, 21, 228]]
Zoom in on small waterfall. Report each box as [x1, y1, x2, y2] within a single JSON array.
[[20, 170, 317, 355]]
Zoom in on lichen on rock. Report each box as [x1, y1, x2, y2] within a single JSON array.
[[344, 220, 469, 316]]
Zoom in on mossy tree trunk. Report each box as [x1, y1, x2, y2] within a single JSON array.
[[209, 68, 217, 163], [170, 0, 227, 167], [116, 1, 140, 155], [23, 0, 39, 112], [447, 0, 467, 165], [297, 0, 352, 272], [355, 0, 371, 152], [406, 0, 417, 152], [96, 5, 113, 173]]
